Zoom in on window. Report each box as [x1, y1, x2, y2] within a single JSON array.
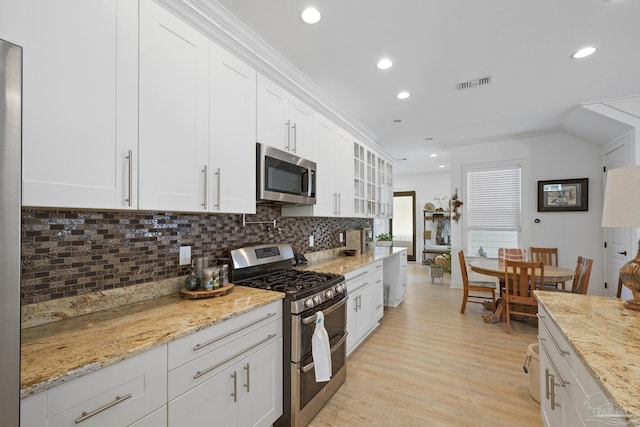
[[465, 164, 522, 258]]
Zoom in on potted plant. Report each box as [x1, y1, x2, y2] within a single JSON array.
[[376, 233, 393, 247]]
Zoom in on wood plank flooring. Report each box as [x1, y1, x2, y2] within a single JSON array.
[[308, 262, 543, 427]]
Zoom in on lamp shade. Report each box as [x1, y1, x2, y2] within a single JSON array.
[[601, 165, 640, 228]]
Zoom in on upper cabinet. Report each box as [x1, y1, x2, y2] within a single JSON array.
[[282, 114, 352, 217], [138, 0, 210, 212], [209, 44, 257, 214], [22, 0, 139, 210], [257, 74, 314, 160]]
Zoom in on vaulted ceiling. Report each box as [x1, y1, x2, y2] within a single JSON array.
[[213, 0, 640, 174]]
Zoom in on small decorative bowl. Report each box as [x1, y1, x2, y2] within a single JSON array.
[[343, 249, 357, 257]]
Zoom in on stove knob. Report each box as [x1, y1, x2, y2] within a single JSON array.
[[304, 298, 314, 308], [312, 295, 322, 305], [336, 284, 344, 294], [325, 289, 334, 299]]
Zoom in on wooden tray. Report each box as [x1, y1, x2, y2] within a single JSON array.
[[180, 283, 234, 299]]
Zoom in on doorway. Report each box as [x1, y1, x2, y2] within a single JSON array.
[[392, 191, 416, 261]]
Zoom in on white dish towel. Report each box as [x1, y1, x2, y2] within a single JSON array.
[[312, 311, 332, 382]]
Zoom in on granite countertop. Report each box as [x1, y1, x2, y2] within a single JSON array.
[[300, 246, 406, 275], [535, 291, 640, 423], [21, 286, 284, 398]]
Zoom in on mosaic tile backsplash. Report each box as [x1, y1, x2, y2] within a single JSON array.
[[21, 206, 371, 304]]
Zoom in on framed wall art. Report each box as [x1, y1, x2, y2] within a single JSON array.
[[537, 178, 588, 212]]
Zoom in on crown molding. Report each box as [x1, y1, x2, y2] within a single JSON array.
[[155, 0, 382, 150]]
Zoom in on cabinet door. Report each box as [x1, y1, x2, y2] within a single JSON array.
[[168, 363, 237, 427], [355, 284, 371, 340], [346, 290, 358, 356], [288, 96, 314, 159], [129, 406, 167, 427], [238, 338, 284, 427], [366, 149, 377, 216], [210, 44, 257, 214], [22, 0, 138, 210], [139, 0, 209, 212], [257, 74, 289, 150], [336, 130, 355, 217], [308, 115, 338, 217], [353, 140, 367, 216], [372, 270, 384, 322]]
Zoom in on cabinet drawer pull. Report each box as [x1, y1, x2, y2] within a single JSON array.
[[75, 393, 132, 424], [231, 371, 238, 403], [193, 333, 277, 379], [348, 271, 369, 281], [539, 317, 570, 356], [244, 363, 250, 393], [193, 312, 277, 351], [538, 337, 569, 387]]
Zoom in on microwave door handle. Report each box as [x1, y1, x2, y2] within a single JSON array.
[[308, 168, 313, 197]]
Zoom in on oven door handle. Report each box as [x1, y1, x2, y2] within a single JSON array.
[[302, 296, 347, 325], [301, 332, 348, 373]]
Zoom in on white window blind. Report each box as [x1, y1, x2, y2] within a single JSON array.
[[466, 166, 521, 229]]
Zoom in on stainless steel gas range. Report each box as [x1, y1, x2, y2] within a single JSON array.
[[230, 243, 347, 427]]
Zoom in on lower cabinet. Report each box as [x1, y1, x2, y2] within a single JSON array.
[[167, 301, 283, 427], [345, 260, 383, 356], [168, 338, 283, 427], [538, 304, 630, 427], [383, 249, 408, 307], [21, 346, 168, 427], [21, 301, 284, 427]]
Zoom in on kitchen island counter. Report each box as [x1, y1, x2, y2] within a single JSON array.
[[535, 291, 640, 425], [300, 246, 406, 275], [21, 286, 283, 398]]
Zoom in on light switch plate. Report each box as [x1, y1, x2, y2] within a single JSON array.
[[179, 246, 191, 266]]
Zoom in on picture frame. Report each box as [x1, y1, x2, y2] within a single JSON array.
[[537, 178, 588, 212]]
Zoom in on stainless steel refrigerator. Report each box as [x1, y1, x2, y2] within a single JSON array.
[[0, 37, 22, 427]]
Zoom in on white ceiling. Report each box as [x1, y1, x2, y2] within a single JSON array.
[[212, 0, 640, 175]]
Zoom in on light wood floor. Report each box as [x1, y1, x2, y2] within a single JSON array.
[[308, 262, 543, 427]]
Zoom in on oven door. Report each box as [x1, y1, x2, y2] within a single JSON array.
[[298, 331, 346, 408], [291, 294, 347, 362]]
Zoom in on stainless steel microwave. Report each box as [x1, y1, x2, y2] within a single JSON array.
[[257, 143, 316, 205]]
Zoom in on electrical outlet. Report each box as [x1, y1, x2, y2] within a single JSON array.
[[179, 246, 191, 266], [309, 235, 314, 247], [339, 232, 344, 243]]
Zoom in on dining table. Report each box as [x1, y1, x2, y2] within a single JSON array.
[[468, 259, 575, 323]]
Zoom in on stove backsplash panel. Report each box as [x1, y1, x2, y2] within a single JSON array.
[[21, 206, 371, 304]]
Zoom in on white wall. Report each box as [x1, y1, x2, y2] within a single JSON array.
[[446, 131, 605, 294], [394, 171, 451, 259]]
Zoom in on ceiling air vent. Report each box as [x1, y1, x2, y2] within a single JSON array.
[[458, 76, 492, 90]]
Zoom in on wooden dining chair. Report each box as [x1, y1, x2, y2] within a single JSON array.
[[530, 247, 566, 290], [503, 260, 544, 334], [570, 256, 593, 295], [458, 251, 496, 314], [498, 248, 527, 261]]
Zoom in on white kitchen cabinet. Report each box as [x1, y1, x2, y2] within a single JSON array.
[[209, 43, 257, 214], [377, 156, 393, 218], [167, 301, 283, 427], [257, 74, 314, 159], [538, 304, 629, 427], [129, 406, 167, 427], [383, 249, 408, 307], [281, 114, 353, 217], [22, 0, 138, 210], [21, 346, 168, 427], [139, 0, 210, 212], [371, 264, 385, 322], [345, 260, 383, 356]]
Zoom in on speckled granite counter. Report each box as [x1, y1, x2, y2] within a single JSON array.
[[300, 246, 406, 275], [21, 286, 283, 398], [535, 291, 640, 422]]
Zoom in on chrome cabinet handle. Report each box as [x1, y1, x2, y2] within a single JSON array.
[[549, 373, 559, 410], [539, 318, 570, 356], [349, 270, 369, 281], [231, 371, 237, 403], [244, 363, 250, 393], [75, 394, 132, 424], [337, 192, 341, 215], [545, 368, 551, 401], [193, 312, 277, 352], [292, 123, 297, 153], [214, 167, 221, 209], [193, 333, 277, 380], [202, 165, 208, 209], [285, 120, 291, 150], [125, 149, 133, 207]]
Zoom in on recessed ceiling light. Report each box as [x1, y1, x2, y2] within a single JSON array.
[[430, 153, 438, 158], [393, 119, 403, 123], [397, 91, 410, 100], [572, 46, 597, 59], [425, 137, 434, 141], [439, 164, 446, 168], [301, 7, 321, 24], [377, 58, 393, 70]]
